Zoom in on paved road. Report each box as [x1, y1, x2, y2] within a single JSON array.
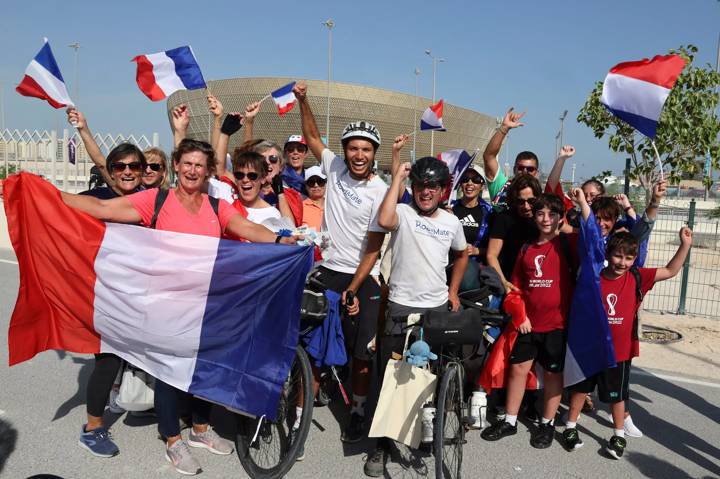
[[0, 249, 719, 479]]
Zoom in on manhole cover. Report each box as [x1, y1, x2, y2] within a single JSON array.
[[640, 325, 683, 344]]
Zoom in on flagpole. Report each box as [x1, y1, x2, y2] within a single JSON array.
[[258, 94, 272, 105], [651, 140, 665, 182], [206, 80, 213, 142]]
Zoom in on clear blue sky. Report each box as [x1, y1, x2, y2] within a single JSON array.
[[1, 0, 718, 180]]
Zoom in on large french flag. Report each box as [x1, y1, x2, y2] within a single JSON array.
[[420, 99, 446, 131], [438, 149, 474, 203], [271, 82, 297, 116], [132, 46, 206, 101], [600, 54, 686, 138], [16, 38, 74, 109], [4, 173, 314, 419], [563, 211, 617, 386]]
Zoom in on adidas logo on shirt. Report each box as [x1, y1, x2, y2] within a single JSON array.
[[459, 214, 479, 227]]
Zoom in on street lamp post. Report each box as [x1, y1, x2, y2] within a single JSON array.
[[68, 42, 80, 102], [556, 109, 568, 158], [322, 19, 334, 144], [425, 49, 444, 156], [413, 68, 421, 162]]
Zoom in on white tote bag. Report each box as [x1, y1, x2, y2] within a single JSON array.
[[116, 364, 155, 412], [369, 330, 437, 448]]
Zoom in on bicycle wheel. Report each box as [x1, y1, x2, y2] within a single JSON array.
[[434, 363, 464, 479], [236, 345, 314, 479]]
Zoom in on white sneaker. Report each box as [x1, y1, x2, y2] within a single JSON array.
[[624, 415, 643, 438], [107, 388, 126, 414]]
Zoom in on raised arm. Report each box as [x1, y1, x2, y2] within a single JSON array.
[[172, 104, 190, 148], [66, 108, 117, 192], [216, 113, 243, 180], [378, 162, 409, 230], [570, 187, 591, 221], [208, 94, 224, 151], [483, 107, 524, 181], [643, 180, 666, 223], [391, 136, 410, 201], [60, 192, 141, 223], [614, 193, 636, 221], [546, 145, 575, 191], [294, 82, 325, 162], [242, 101, 260, 144], [655, 227, 692, 282]]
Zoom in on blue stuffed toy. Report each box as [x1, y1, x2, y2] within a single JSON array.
[[404, 339, 437, 368]]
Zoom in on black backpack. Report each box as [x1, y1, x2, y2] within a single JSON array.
[[149, 188, 220, 231]]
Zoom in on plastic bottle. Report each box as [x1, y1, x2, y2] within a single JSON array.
[[421, 405, 436, 442], [470, 390, 488, 429]]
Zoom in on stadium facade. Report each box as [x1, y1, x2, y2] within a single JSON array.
[[166, 77, 497, 171]]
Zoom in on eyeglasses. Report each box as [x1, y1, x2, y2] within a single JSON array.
[[516, 197, 537, 206], [415, 182, 443, 192], [306, 178, 326, 187], [111, 161, 142, 173], [145, 163, 163, 172], [460, 176, 485, 185], [265, 155, 280, 164], [516, 165, 537, 174], [285, 145, 307, 153], [233, 171, 260, 181]]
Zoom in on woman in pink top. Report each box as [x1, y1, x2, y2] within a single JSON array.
[[61, 139, 298, 475]]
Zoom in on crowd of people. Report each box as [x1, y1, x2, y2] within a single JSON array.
[[4, 81, 693, 477]]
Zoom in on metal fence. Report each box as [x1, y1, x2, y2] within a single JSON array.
[[0, 128, 160, 193], [643, 200, 720, 318]]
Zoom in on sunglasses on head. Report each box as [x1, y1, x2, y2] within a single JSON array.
[[461, 175, 485, 185], [145, 163, 163, 172], [233, 171, 260, 181], [306, 177, 326, 187], [111, 161, 142, 173], [285, 145, 307, 153], [516, 165, 537, 173], [265, 155, 280, 164]]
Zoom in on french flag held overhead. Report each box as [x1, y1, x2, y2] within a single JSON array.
[[16, 38, 74, 109], [600, 54, 687, 138], [4, 173, 314, 419], [420, 99, 446, 131], [271, 82, 298, 116], [132, 46, 206, 101]]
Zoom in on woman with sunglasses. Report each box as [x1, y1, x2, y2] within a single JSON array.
[[142, 148, 169, 189], [302, 165, 327, 231], [229, 150, 283, 225]]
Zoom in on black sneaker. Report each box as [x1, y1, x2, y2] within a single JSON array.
[[364, 447, 386, 477], [480, 421, 517, 441], [530, 423, 555, 449], [562, 427, 584, 451], [314, 386, 331, 407], [606, 435, 626, 459], [289, 427, 305, 461], [341, 413, 365, 443]]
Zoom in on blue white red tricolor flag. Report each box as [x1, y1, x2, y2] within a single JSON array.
[[132, 46, 206, 101], [600, 54, 687, 138], [271, 82, 297, 116], [16, 38, 74, 109], [420, 99, 446, 131], [438, 149, 474, 202], [4, 173, 314, 419]]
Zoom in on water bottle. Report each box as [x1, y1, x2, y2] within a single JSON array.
[[421, 405, 436, 443], [469, 390, 488, 429]]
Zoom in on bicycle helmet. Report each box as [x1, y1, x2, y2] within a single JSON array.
[[410, 157, 451, 188], [340, 121, 381, 149]]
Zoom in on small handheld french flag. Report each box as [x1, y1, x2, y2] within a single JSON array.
[[132, 46, 206, 101], [600, 54, 686, 138], [420, 99, 446, 131], [271, 82, 297, 116], [16, 38, 74, 109]]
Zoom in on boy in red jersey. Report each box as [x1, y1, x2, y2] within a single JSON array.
[[482, 193, 576, 449], [562, 188, 692, 459]]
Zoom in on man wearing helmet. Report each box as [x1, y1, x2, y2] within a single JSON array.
[[366, 158, 469, 475], [294, 82, 388, 444]]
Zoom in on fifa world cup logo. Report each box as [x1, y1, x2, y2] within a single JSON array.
[[534, 255, 546, 278], [606, 294, 618, 316]]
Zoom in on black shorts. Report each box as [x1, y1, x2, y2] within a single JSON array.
[[315, 266, 381, 361], [569, 360, 632, 403], [509, 329, 566, 373]]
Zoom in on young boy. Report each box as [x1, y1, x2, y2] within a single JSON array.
[[563, 188, 692, 459], [481, 193, 576, 449]]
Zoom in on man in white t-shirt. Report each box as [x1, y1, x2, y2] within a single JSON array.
[[295, 82, 388, 446], [367, 157, 468, 475]]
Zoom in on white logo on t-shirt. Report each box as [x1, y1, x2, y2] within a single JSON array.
[[459, 214, 479, 227], [606, 294, 618, 316], [534, 255, 546, 278], [335, 178, 362, 207]]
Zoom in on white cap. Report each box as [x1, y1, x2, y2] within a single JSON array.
[[304, 165, 326, 181]]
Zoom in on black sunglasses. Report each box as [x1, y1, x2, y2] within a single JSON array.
[[266, 155, 280, 164], [234, 171, 260, 181], [285, 145, 307, 153], [111, 161, 142, 173], [516, 197, 537, 205], [460, 176, 485, 185], [145, 163, 163, 172], [516, 165, 537, 174], [307, 178, 326, 187]]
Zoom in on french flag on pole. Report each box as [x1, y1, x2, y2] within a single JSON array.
[[132, 46, 206, 101], [600, 54, 687, 138], [420, 99, 446, 131], [16, 38, 74, 109], [271, 82, 297, 116], [4, 173, 314, 419], [438, 149, 474, 202]]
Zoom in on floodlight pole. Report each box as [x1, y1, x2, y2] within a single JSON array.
[[322, 19, 335, 143], [413, 68, 421, 162], [425, 49, 444, 156]]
